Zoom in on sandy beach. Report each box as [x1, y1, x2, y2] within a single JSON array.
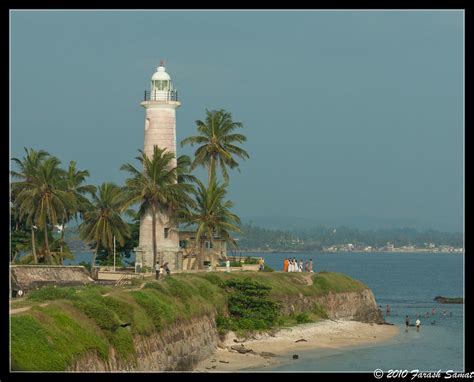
[[194, 320, 399, 372]]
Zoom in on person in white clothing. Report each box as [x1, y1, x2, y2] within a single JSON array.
[[155, 261, 160, 280], [416, 317, 421, 332], [226, 260, 231, 272]]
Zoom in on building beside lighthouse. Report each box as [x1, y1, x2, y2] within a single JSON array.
[[134, 62, 228, 271]]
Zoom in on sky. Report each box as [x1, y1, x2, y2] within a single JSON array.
[[10, 10, 464, 232]]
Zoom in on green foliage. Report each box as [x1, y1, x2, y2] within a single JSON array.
[[312, 272, 367, 294], [78, 261, 92, 273], [108, 328, 136, 364], [311, 303, 329, 319], [11, 305, 109, 371], [27, 286, 78, 302], [295, 312, 312, 324], [261, 264, 274, 272], [217, 278, 280, 333], [11, 271, 365, 371], [73, 299, 120, 332]]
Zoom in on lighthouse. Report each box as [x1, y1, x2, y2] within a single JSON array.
[[135, 61, 182, 270]]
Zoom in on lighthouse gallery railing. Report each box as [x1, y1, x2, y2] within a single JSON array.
[[144, 90, 178, 102]]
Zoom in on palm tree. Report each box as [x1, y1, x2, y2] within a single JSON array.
[[59, 161, 96, 263], [11, 147, 50, 263], [120, 146, 194, 265], [180, 109, 249, 184], [14, 157, 75, 264], [181, 174, 241, 270], [79, 183, 130, 266]]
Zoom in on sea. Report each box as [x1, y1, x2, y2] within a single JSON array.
[[67, 251, 464, 372]]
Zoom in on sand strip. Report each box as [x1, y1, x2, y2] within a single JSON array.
[[194, 320, 399, 372]]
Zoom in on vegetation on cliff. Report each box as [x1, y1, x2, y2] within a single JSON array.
[[11, 271, 368, 371]]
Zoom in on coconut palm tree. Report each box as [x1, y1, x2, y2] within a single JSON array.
[[11, 147, 51, 263], [181, 173, 241, 270], [58, 161, 96, 263], [180, 109, 249, 184], [120, 146, 194, 265], [14, 156, 75, 264], [79, 183, 131, 266]]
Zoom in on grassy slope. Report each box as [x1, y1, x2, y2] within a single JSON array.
[[10, 272, 367, 371]]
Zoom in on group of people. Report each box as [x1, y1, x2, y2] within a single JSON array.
[[155, 261, 171, 280], [385, 305, 453, 333], [405, 315, 422, 332], [283, 257, 314, 273]]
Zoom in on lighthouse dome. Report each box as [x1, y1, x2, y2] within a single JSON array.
[[151, 65, 171, 81]]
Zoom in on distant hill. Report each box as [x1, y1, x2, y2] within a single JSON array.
[[241, 215, 461, 233]]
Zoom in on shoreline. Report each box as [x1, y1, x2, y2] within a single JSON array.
[[194, 320, 399, 372]]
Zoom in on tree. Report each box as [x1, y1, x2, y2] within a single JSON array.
[[180, 174, 241, 270], [11, 147, 51, 263], [14, 156, 75, 264], [79, 183, 131, 266], [120, 146, 194, 265], [59, 161, 96, 264], [180, 109, 249, 184]]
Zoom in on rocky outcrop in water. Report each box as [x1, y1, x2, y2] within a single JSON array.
[[434, 296, 464, 304]]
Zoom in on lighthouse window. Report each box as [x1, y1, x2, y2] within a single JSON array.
[[164, 228, 170, 239]]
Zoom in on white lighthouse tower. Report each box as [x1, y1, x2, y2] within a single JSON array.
[[135, 61, 182, 270]]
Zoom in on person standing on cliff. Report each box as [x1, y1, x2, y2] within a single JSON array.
[[159, 265, 164, 279], [284, 258, 289, 272], [309, 258, 314, 273], [155, 261, 160, 280]]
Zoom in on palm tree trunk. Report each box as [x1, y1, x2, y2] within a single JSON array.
[[31, 227, 38, 264], [151, 203, 157, 266], [43, 222, 52, 264], [60, 226, 65, 265], [92, 243, 99, 267], [199, 240, 205, 270], [208, 154, 217, 185]]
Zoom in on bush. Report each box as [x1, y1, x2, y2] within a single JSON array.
[[295, 312, 312, 324], [217, 278, 280, 333]]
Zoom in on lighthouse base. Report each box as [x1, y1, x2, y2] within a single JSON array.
[[134, 246, 183, 271]]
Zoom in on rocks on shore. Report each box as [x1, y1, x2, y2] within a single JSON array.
[[230, 344, 255, 354]]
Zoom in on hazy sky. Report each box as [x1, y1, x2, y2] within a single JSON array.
[[10, 10, 464, 232]]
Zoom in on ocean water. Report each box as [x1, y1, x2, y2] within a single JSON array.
[[68, 251, 464, 372], [245, 252, 464, 372]]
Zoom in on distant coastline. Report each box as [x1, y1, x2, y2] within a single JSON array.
[[235, 249, 463, 254]]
